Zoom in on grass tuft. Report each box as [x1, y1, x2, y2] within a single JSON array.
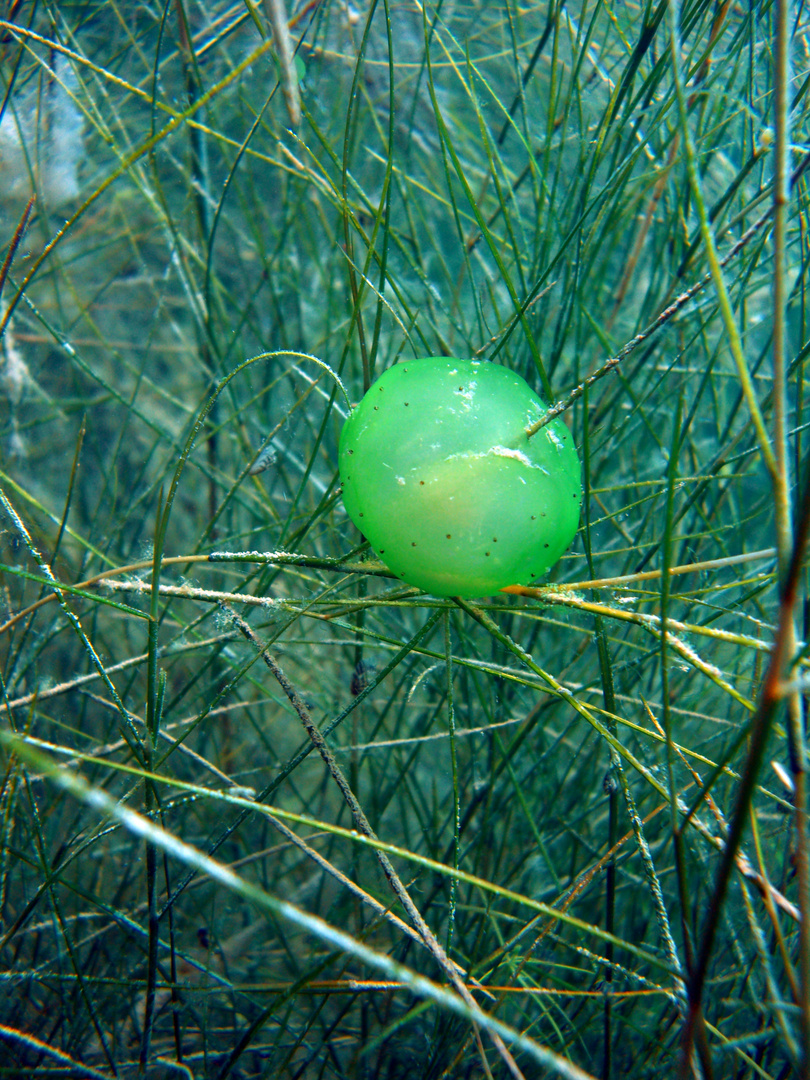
[[1, 2, 809, 1076]]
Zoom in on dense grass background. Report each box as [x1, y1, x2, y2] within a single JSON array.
[[1, 1, 808, 1076]]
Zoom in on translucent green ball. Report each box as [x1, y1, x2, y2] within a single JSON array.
[[339, 358, 581, 597]]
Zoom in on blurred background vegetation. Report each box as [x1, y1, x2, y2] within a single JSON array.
[[1, 1, 808, 1077]]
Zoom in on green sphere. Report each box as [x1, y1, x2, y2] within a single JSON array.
[[338, 358, 581, 597]]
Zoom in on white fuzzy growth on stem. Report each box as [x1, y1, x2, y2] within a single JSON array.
[[0, 54, 84, 206]]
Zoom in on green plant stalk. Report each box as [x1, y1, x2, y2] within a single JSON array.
[[422, 9, 551, 398], [495, 3, 553, 147], [772, 1, 810, 1070], [364, 0, 396, 387], [173, 0, 221, 537], [5, 736, 680, 979], [0, 27, 276, 338], [0, 728, 602, 1080], [222, 605, 528, 1080], [772, 0, 794, 574], [668, 0, 776, 488], [745, 817, 801, 1064], [444, 610, 459, 956], [0, 194, 33, 300], [341, 0, 380, 392], [50, 418, 85, 574], [263, 809, 470, 972], [10, 620, 783, 818], [216, 950, 343, 1079], [157, 607, 445, 916], [263, 0, 301, 127], [22, 773, 117, 1073], [0, 1024, 112, 1080], [524, 199, 778, 439], [465, 51, 527, 299], [682, 435, 810, 1073], [0, 487, 143, 753], [142, 351, 350, 610], [0, 673, 24, 916], [141, 483, 170, 1068], [750, 797, 803, 991], [583, 381, 620, 1078], [202, 76, 276, 327], [453, 600, 673, 832], [159, 842, 184, 1068], [0, 564, 148, 620], [660, 393, 696, 983]]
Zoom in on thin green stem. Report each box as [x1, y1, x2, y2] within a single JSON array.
[[669, 0, 776, 486]]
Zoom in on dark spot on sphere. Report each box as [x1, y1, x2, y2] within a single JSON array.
[[359, 512, 363, 517], [374, 405, 379, 410], [493, 537, 497, 542], [420, 481, 425, 485], [544, 543, 549, 548], [531, 515, 536, 520], [404, 402, 409, 406], [348, 449, 354, 455], [446, 534, 451, 539], [485, 551, 490, 557], [411, 541, 417, 546]]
